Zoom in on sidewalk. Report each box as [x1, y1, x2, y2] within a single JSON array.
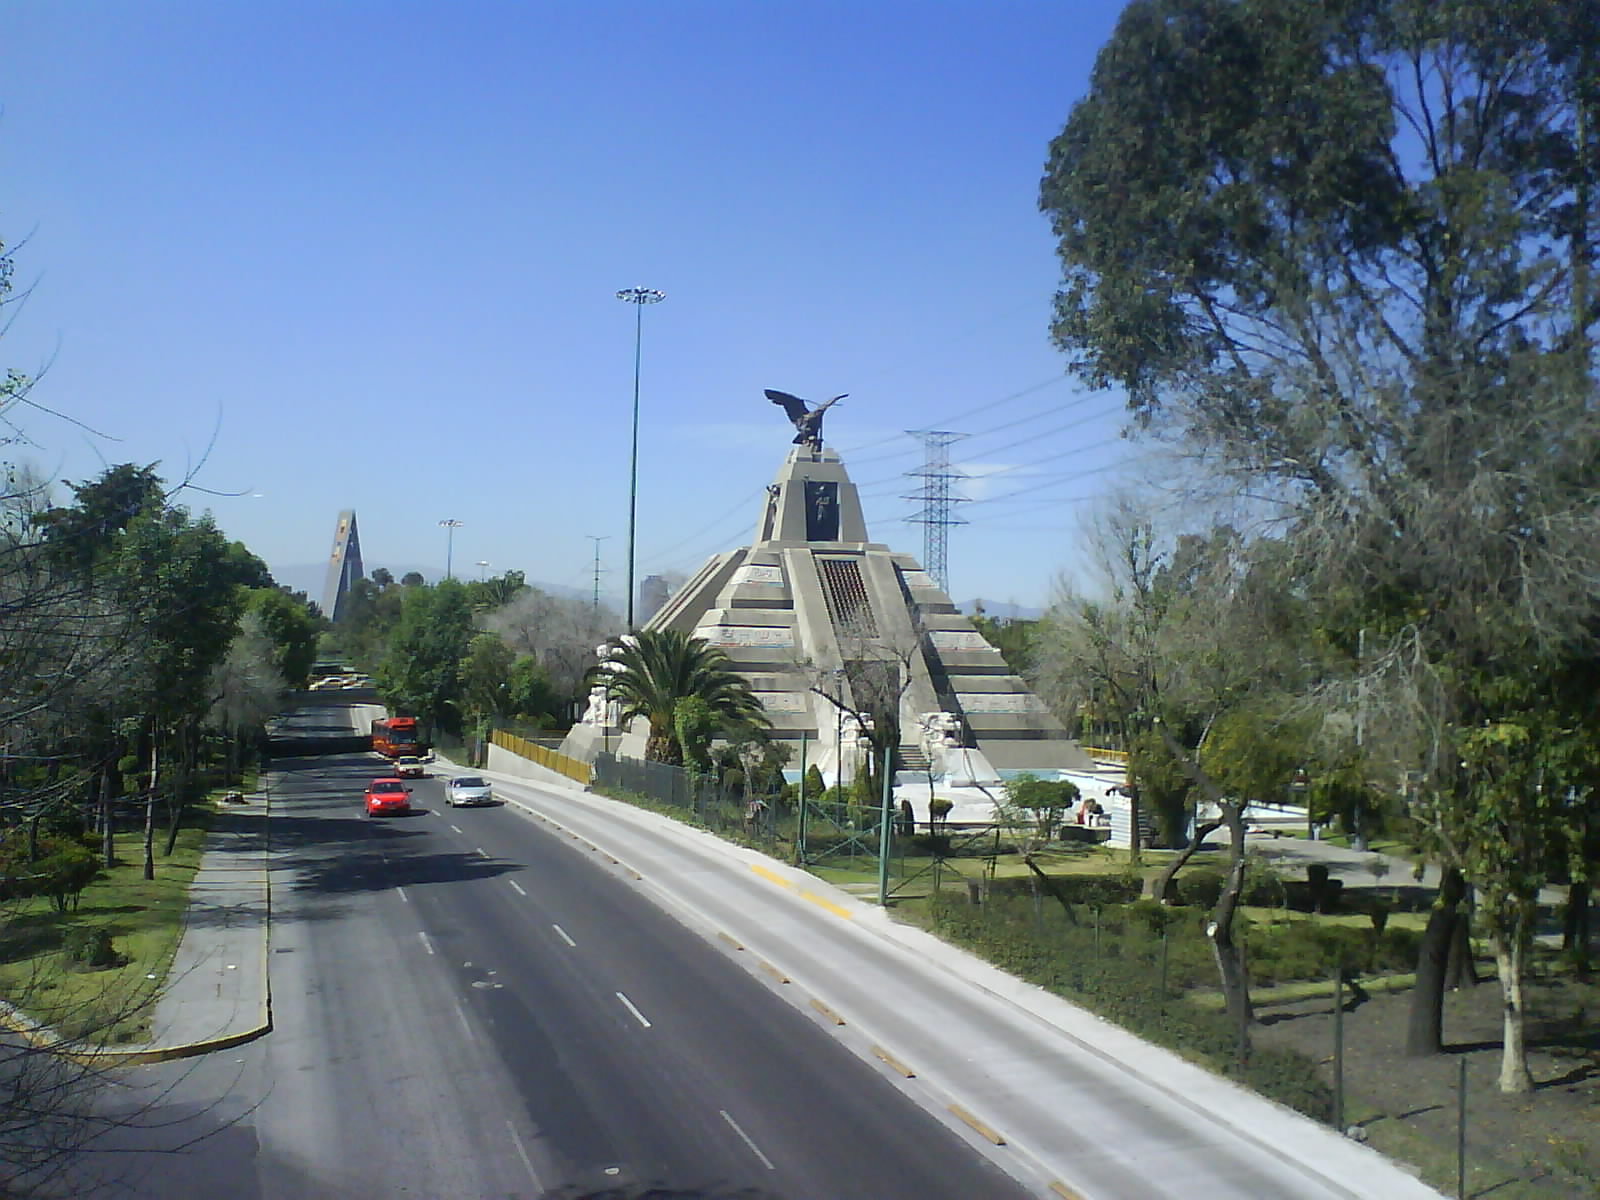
[[136, 784, 274, 1061]]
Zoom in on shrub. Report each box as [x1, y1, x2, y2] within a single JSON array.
[[0, 833, 100, 910], [62, 926, 117, 969], [1174, 868, 1226, 909]]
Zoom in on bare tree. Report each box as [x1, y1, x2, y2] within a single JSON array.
[[486, 586, 621, 705]]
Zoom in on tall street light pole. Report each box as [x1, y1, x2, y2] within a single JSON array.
[[439, 519, 463, 580], [615, 286, 665, 628], [475, 560, 490, 581]]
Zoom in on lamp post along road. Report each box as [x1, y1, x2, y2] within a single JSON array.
[[615, 286, 665, 628], [439, 519, 464, 581]]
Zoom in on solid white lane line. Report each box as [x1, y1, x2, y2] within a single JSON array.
[[509, 880, 527, 897], [506, 1121, 543, 1190], [452, 999, 475, 1041], [615, 992, 652, 1028], [720, 1110, 775, 1170], [552, 924, 576, 947], [450, 824, 463, 834], [396, 886, 409, 903], [418, 931, 435, 956]]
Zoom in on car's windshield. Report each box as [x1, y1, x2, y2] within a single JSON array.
[[371, 781, 405, 793], [454, 776, 486, 788]]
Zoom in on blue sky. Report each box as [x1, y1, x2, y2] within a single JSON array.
[[4, 0, 1145, 611]]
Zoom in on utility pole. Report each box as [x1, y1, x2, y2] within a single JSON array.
[[904, 431, 969, 594], [585, 534, 610, 625]]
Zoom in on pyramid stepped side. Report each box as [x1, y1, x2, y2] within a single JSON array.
[[576, 443, 1090, 777]]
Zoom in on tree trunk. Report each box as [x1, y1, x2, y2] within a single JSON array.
[[1149, 819, 1223, 904], [1150, 721, 1251, 1046], [1206, 800, 1254, 1054], [1023, 854, 1079, 925], [164, 723, 191, 857], [100, 763, 116, 868], [1489, 917, 1534, 1094], [1564, 877, 1592, 976], [1445, 913, 1480, 990], [143, 734, 158, 882], [1406, 866, 1466, 1056]]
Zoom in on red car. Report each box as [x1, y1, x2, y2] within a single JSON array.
[[364, 777, 412, 817]]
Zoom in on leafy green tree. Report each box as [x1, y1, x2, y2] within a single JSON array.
[[1041, 0, 1600, 1089], [459, 632, 515, 722], [377, 579, 474, 738], [673, 695, 717, 771], [1000, 773, 1081, 847], [591, 630, 769, 764], [506, 655, 561, 725], [244, 587, 322, 686]]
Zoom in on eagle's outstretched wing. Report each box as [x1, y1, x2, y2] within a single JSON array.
[[765, 389, 809, 423]]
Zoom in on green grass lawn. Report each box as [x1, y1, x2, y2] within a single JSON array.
[[0, 802, 220, 1045]]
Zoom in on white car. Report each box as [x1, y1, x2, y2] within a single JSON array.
[[444, 775, 493, 807], [394, 756, 426, 779]]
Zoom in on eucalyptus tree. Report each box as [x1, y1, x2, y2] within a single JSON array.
[[1041, 0, 1600, 1090]]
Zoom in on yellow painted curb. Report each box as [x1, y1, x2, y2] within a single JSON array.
[[1049, 1181, 1087, 1200], [948, 1104, 1006, 1145], [809, 997, 846, 1025], [872, 1045, 916, 1078], [748, 863, 853, 919]]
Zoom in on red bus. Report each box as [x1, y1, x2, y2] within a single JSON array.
[[371, 716, 421, 758]]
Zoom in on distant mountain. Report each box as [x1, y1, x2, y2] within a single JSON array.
[[955, 599, 1043, 621]]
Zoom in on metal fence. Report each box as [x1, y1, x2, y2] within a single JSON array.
[[590, 752, 786, 849]]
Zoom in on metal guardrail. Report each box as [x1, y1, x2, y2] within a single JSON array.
[[1082, 746, 1129, 766], [490, 730, 592, 785]]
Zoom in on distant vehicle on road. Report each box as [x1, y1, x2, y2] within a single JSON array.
[[444, 776, 493, 807], [308, 677, 345, 691], [372, 716, 422, 757], [363, 778, 412, 817], [395, 756, 426, 779]]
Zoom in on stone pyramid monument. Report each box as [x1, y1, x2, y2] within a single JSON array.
[[564, 407, 1092, 784]]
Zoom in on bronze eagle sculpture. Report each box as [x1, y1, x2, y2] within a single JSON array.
[[766, 389, 846, 452]]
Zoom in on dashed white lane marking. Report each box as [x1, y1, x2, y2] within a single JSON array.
[[616, 992, 652, 1028], [509, 880, 527, 897], [552, 924, 576, 947], [396, 886, 409, 903], [476, 846, 489, 858], [418, 931, 435, 956], [452, 999, 475, 1041], [720, 1110, 775, 1170], [506, 1120, 543, 1190], [450, 824, 463, 834]]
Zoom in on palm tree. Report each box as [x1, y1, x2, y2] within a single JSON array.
[[591, 630, 769, 763]]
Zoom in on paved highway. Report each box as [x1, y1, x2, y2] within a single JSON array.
[[85, 748, 1033, 1199]]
